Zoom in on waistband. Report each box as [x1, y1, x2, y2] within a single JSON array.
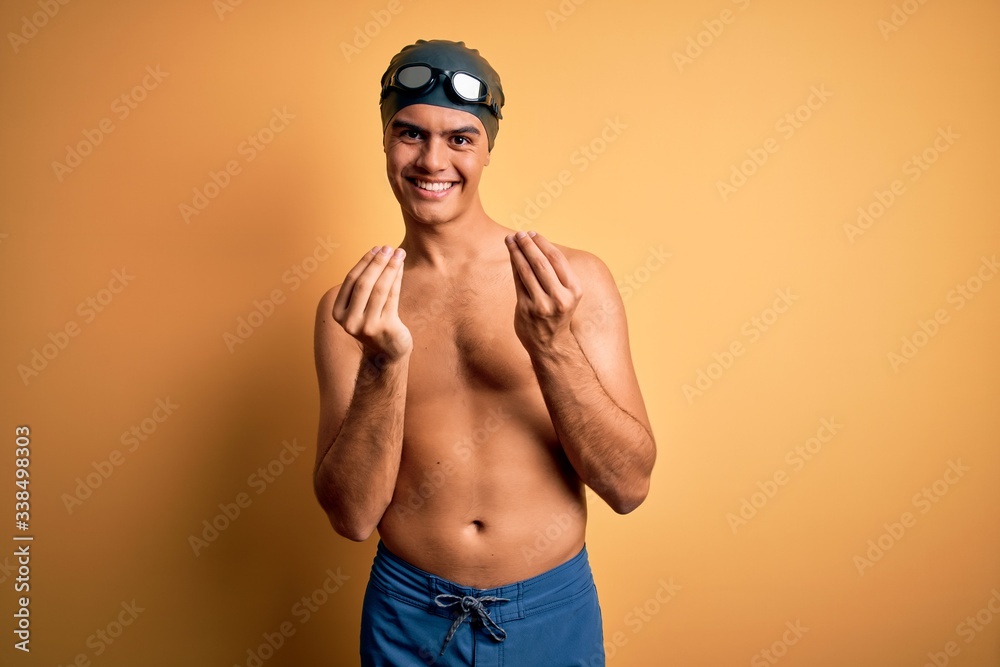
[[369, 540, 595, 625]]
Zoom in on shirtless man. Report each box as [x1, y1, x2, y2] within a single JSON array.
[[313, 40, 656, 666]]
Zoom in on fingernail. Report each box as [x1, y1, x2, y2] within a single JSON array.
[[528, 231, 537, 238], [393, 248, 405, 260], [515, 230, 526, 239], [505, 235, 514, 244], [371, 246, 380, 254], [380, 246, 392, 255]]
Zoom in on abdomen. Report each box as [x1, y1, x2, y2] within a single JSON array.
[[377, 391, 587, 589]]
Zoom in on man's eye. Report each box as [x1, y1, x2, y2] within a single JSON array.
[[402, 130, 421, 139], [453, 136, 469, 145]]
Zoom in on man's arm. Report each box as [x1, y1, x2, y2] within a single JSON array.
[[313, 246, 411, 541], [506, 231, 656, 514]]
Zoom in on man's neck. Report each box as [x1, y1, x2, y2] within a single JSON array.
[[399, 210, 507, 273]]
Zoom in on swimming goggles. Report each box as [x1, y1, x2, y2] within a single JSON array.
[[382, 63, 502, 119]]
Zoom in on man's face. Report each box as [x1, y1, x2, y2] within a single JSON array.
[[383, 104, 491, 226]]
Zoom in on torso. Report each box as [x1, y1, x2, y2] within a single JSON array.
[[377, 255, 587, 588]]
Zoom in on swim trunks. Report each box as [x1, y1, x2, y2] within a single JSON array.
[[361, 540, 605, 666]]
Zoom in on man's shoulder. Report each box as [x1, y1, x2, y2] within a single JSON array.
[[318, 279, 351, 311], [554, 243, 614, 286], [314, 285, 352, 344], [550, 243, 625, 323]]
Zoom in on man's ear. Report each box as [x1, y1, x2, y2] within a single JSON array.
[[484, 151, 491, 166]]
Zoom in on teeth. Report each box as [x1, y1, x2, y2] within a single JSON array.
[[415, 180, 455, 192]]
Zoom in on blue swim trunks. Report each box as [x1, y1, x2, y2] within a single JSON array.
[[361, 541, 605, 666]]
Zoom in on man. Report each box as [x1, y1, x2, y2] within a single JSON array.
[[313, 39, 656, 666]]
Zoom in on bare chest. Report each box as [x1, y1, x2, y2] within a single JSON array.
[[399, 273, 536, 397]]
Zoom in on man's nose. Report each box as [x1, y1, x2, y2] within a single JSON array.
[[416, 138, 448, 172]]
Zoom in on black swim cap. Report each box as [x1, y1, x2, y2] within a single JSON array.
[[380, 40, 505, 151]]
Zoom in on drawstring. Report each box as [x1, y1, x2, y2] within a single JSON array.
[[433, 593, 509, 655]]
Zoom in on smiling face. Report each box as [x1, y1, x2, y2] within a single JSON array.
[[383, 104, 491, 227]]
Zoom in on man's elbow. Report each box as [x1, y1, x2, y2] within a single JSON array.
[[609, 445, 655, 514], [320, 501, 378, 542], [608, 477, 650, 515], [314, 482, 378, 542], [329, 514, 376, 542]]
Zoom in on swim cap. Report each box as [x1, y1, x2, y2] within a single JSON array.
[[380, 40, 505, 151]]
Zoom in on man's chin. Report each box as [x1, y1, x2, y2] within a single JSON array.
[[401, 202, 458, 226]]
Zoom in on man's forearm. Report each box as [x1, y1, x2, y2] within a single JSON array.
[[314, 351, 409, 540], [529, 333, 655, 514]]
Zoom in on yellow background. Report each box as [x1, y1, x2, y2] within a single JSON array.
[[2, 0, 999, 665]]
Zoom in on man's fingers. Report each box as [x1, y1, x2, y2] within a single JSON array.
[[359, 247, 399, 317], [340, 246, 395, 328], [528, 232, 580, 294], [333, 247, 380, 319], [510, 257, 530, 302], [513, 232, 563, 295], [506, 235, 544, 301], [382, 248, 406, 319]]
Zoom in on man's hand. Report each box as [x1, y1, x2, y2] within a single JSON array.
[[315, 244, 412, 540], [504, 231, 655, 514], [333, 245, 411, 361], [505, 231, 583, 355]]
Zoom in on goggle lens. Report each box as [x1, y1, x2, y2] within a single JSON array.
[[396, 65, 432, 89], [451, 72, 486, 101]]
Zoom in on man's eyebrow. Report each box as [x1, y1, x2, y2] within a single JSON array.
[[391, 120, 426, 134], [390, 120, 481, 137]]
